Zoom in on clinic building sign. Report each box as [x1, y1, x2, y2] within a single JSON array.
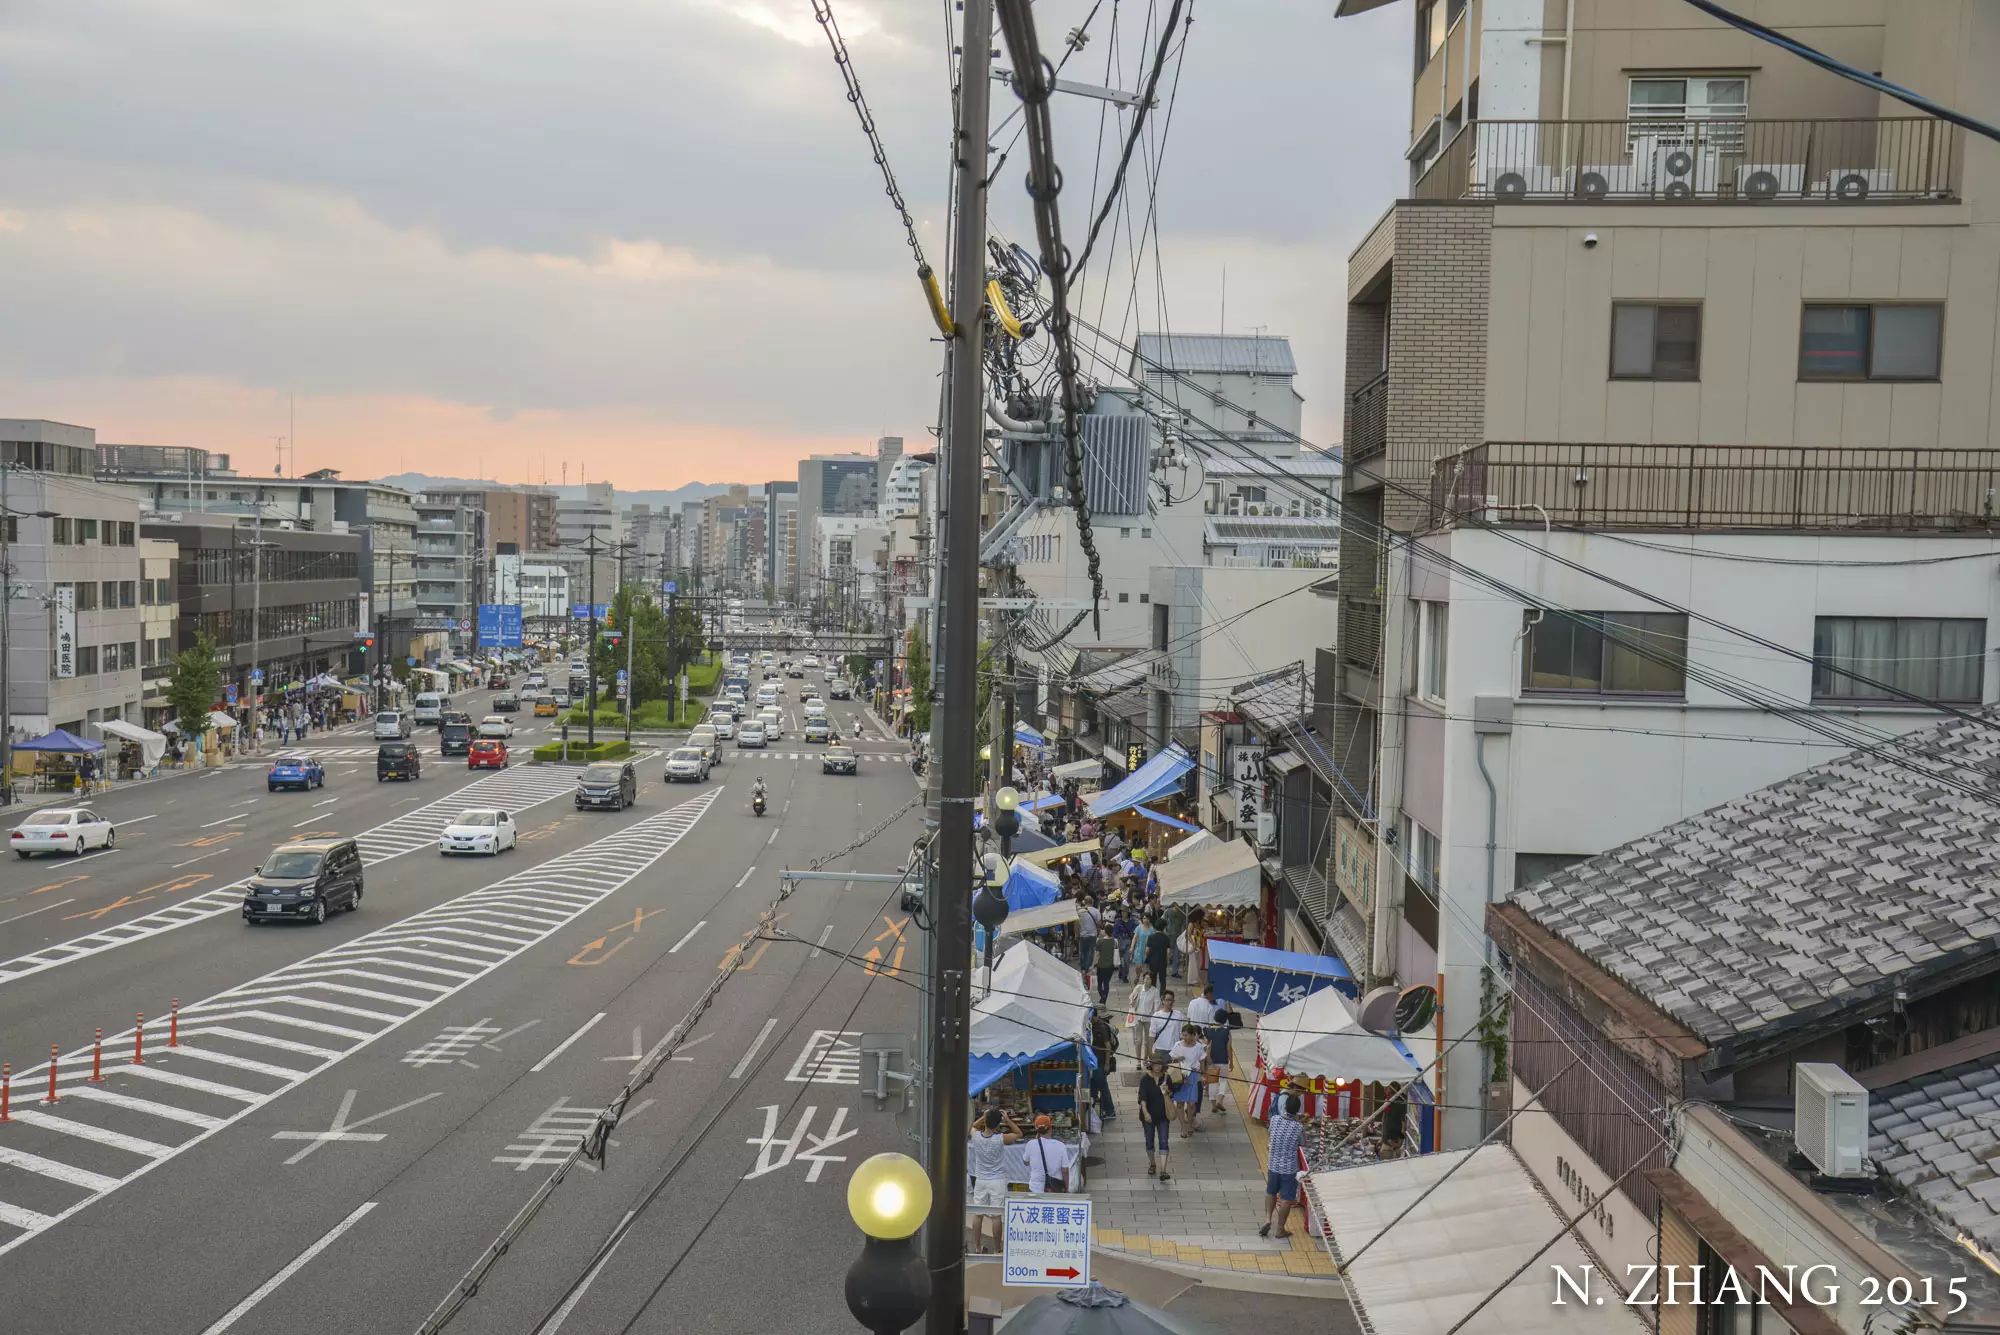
[[53, 585, 76, 679]]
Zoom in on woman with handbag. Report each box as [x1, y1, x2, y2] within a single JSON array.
[[1168, 1022, 1208, 1137]]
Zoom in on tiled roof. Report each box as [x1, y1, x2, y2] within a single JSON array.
[[1872, 1052, 2000, 1251], [1511, 712, 2000, 1053], [1133, 333, 1297, 376], [1207, 517, 1341, 544]]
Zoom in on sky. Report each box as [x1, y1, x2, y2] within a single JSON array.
[[0, 0, 1408, 489]]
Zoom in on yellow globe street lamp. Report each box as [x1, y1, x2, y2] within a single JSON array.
[[844, 1153, 933, 1332]]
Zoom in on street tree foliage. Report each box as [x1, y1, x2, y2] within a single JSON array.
[[592, 585, 671, 707], [170, 632, 222, 739], [906, 626, 931, 732]]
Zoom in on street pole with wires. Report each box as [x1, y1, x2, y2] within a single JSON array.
[[925, 0, 991, 1327]]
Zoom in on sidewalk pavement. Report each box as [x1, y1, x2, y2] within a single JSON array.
[[1086, 1043, 1337, 1282], [3, 758, 215, 814]]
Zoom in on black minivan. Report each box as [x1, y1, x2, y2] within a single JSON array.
[[439, 717, 473, 757], [378, 742, 422, 782], [242, 838, 363, 924], [575, 760, 637, 810]]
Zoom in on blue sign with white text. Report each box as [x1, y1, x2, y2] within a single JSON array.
[[570, 603, 609, 620], [662, 580, 677, 595], [477, 604, 523, 649]]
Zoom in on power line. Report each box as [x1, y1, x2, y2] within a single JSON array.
[[1066, 0, 1188, 284]]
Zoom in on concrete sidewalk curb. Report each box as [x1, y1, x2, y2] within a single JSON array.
[[1088, 1247, 1342, 1297]]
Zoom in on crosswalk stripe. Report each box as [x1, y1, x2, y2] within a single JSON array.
[[4, 1109, 175, 1159], [166, 1044, 314, 1081], [0, 1200, 54, 1232], [0, 1144, 121, 1192], [64, 1086, 227, 1130], [116, 1063, 263, 1103], [185, 1026, 344, 1061]]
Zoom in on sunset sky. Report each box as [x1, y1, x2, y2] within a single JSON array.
[[0, 0, 1405, 489]]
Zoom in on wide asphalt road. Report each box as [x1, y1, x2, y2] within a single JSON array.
[[0, 676, 926, 1335]]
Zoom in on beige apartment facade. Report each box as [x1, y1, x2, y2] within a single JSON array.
[[1330, 0, 2000, 1152]]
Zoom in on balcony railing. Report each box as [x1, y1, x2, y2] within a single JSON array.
[[1415, 116, 1959, 203], [1341, 597, 1382, 669], [1430, 443, 2000, 533], [1347, 371, 1388, 464]]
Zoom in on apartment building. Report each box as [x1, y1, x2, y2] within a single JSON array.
[[1, 420, 148, 741], [764, 480, 798, 599], [796, 454, 878, 593], [424, 486, 558, 556], [411, 498, 485, 657], [1328, 0, 2000, 1148], [137, 536, 179, 730]]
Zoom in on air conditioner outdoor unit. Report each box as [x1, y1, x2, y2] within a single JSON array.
[[1794, 1062, 1869, 1179], [1254, 810, 1277, 848]]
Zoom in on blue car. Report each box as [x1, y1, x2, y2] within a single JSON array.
[[267, 755, 327, 792]]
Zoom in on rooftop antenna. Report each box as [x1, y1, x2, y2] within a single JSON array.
[[1219, 262, 1226, 337]]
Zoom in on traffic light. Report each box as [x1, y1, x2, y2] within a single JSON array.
[[361, 636, 375, 653]]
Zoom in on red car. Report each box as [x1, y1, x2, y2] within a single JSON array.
[[468, 739, 509, 769], [487, 674, 508, 690]]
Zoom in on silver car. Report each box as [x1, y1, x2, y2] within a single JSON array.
[[664, 747, 712, 782]]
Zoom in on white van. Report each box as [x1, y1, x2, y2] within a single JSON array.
[[802, 699, 828, 721], [412, 692, 448, 727]]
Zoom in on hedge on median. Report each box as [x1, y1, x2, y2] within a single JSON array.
[[531, 739, 633, 763]]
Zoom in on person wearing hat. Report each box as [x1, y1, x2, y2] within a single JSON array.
[[1025, 1114, 1074, 1194]]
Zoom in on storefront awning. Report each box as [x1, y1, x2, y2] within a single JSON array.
[[1156, 836, 1261, 908], [1086, 742, 1193, 819], [1134, 805, 1199, 832], [1207, 940, 1354, 1013], [997, 899, 1079, 937], [1310, 1148, 1649, 1334], [95, 719, 168, 769], [1012, 722, 1047, 751], [1052, 758, 1100, 781]]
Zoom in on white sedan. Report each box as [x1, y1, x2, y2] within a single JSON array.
[[477, 715, 515, 739], [11, 807, 116, 858], [438, 808, 517, 856]]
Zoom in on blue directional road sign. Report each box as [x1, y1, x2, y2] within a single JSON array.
[[662, 580, 677, 595], [249, 668, 264, 683], [477, 604, 523, 649], [571, 603, 610, 620]]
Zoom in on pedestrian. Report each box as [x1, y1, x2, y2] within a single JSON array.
[[966, 1108, 1022, 1254], [1165, 902, 1190, 979], [1147, 989, 1185, 1064], [1198, 984, 1235, 1116], [1259, 1094, 1305, 1239], [1143, 914, 1170, 983], [1137, 1059, 1173, 1181], [1076, 896, 1101, 973], [1087, 1010, 1118, 1124], [1377, 1085, 1410, 1160], [1125, 967, 1159, 1057], [253, 722, 265, 753], [1092, 931, 1117, 1004], [1024, 1114, 1074, 1194], [1111, 907, 1136, 983], [1169, 1022, 1208, 1136]]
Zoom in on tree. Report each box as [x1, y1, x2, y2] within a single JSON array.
[[170, 633, 222, 740], [593, 585, 675, 712]]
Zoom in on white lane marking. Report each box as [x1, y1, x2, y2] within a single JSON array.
[[531, 1012, 606, 1073], [200, 814, 247, 828], [731, 1017, 780, 1080], [292, 815, 327, 829], [0, 790, 718, 1259], [0, 899, 75, 926], [0, 1144, 120, 1191], [313, 796, 340, 806], [537, 1207, 636, 1335], [172, 851, 229, 868], [233, 797, 260, 807], [271, 1090, 442, 1165], [66, 1085, 225, 1130], [733, 866, 756, 889], [765, 827, 778, 847], [811, 924, 834, 958], [198, 1201, 377, 1334], [667, 920, 707, 954], [5, 1108, 173, 1158], [120, 814, 159, 825]]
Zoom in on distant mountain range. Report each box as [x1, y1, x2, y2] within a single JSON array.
[[378, 474, 756, 512]]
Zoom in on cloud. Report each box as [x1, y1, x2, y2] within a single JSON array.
[[0, 0, 1409, 482]]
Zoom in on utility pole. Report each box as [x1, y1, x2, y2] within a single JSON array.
[[374, 546, 402, 713], [925, 0, 991, 1327], [571, 530, 610, 747]]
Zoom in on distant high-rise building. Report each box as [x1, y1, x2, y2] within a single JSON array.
[[795, 455, 878, 597], [765, 481, 798, 599]]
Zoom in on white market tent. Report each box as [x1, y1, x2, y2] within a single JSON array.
[[95, 719, 168, 769], [1156, 837, 1261, 908], [1051, 758, 1100, 781], [1166, 828, 1214, 861], [206, 711, 239, 731], [970, 940, 1092, 1058], [1256, 984, 1427, 1085], [996, 899, 1080, 938]]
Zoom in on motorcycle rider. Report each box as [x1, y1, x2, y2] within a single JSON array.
[[752, 775, 768, 813]]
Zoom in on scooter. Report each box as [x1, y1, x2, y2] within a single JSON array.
[[752, 790, 767, 817]]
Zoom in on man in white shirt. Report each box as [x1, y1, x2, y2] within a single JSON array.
[[1186, 990, 1217, 1029], [1025, 1114, 1074, 1194], [1148, 991, 1187, 1061], [966, 1107, 1022, 1253]]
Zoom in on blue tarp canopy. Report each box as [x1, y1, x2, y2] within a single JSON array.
[[1087, 742, 1193, 819], [1013, 722, 1047, 751], [1134, 805, 1199, 832], [1207, 939, 1357, 1013], [973, 858, 1061, 957], [14, 728, 103, 753], [1022, 792, 1066, 813], [968, 1039, 1097, 1096]]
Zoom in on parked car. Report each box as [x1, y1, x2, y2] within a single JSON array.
[[468, 739, 510, 769], [439, 718, 473, 756], [803, 718, 832, 744], [374, 710, 412, 740], [439, 808, 516, 855], [478, 715, 515, 739], [493, 692, 520, 713], [533, 694, 559, 717], [377, 742, 422, 782], [242, 838, 363, 924], [268, 755, 326, 792], [575, 760, 637, 810], [665, 747, 712, 782], [10, 807, 115, 858], [822, 745, 857, 775], [737, 720, 768, 749]]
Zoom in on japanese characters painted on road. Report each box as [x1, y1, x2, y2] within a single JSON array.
[[1003, 1194, 1092, 1288]]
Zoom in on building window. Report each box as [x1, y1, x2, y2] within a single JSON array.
[[75, 645, 97, 677], [77, 518, 98, 543], [1800, 304, 1942, 381], [1400, 815, 1442, 903], [1812, 617, 1983, 704], [1117, 592, 1131, 603], [1138, 593, 1150, 604], [1415, 0, 1448, 70], [1416, 601, 1448, 703], [101, 581, 118, 608], [1610, 303, 1701, 380], [118, 521, 135, 545], [1627, 75, 1747, 152], [71, 582, 98, 612], [52, 517, 72, 545], [1522, 611, 1689, 697], [1, 516, 14, 544]]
